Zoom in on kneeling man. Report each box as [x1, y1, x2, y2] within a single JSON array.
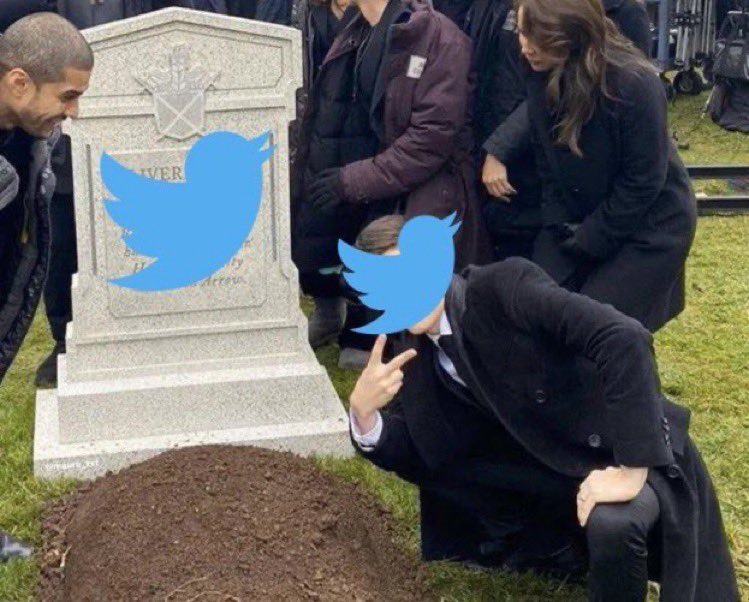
[[348, 215, 739, 602]]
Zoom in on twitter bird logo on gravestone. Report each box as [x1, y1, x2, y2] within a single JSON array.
[[338, 213, 460, 335], [101, 131, 274, 292]]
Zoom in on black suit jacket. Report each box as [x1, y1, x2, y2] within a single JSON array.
[[364, 258, 689, 480]]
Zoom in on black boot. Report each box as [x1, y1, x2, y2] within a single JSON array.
[[0, 532, 33, 562], [308, 297, 346, 349], [34, 341, 65, 388]]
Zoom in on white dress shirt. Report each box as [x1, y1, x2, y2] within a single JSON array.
[[350, 311, 466, 451]]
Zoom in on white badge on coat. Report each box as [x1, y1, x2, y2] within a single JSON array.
[[407, 55, 427, 79]]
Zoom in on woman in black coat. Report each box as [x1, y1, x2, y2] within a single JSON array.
[[474, 0, 651, 261], [483, 0, 696, 333]]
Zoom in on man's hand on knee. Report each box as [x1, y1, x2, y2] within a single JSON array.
[[576, 466, 648, 527]]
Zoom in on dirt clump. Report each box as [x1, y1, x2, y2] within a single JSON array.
[[39, 445, 432, 602]]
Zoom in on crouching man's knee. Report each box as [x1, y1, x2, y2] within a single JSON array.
[[585, 483, 660, 564]]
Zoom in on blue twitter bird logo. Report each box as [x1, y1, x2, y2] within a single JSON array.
[[338, 213, 461, 335], [101, 131, 274, 292]]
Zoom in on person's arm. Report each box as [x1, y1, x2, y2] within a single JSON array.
[[477, 258, 673, 468], [482, 101, 531, 164], [572, 71, 671, 259], [348, 336, 430, 478], [349, 335, 488, 482], [350, 399, 438, 482], [339, 33, 472, 203]]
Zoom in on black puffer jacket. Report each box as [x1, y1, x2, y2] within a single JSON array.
[[291, 9, 380, 273], [0, 129, 59, 383]]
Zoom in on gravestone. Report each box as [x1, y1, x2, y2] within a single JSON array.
[[34, 8, 351, 479]]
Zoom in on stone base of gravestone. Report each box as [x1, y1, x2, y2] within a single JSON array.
[[35, 383, 350, 481], [33, 9, 352, 479]]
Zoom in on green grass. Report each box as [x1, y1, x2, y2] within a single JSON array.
[[669, 91, 748, 196], [0, 91, 747, 600]]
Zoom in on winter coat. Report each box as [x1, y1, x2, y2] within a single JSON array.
[[335, 0, 492, 269], [291, 6, 382, 273], [484, 65, 697, 332], [254, 0, 293, 24], [57, 0, 226, 28], [476, 0, 651, 254], [294, 0, 492, 273], [359, 258, 740, 601], [0, 129, 59, 383]]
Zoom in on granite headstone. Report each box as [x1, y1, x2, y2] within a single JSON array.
[[34, 8, 351, 479]]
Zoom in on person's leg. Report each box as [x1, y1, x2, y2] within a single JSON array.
[[337, 303, 377, 370], [36, 192, 77, 387], [300, 271, 346, 349], [585, 483, 660, 602]]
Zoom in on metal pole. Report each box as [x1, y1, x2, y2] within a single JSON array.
[[658, 0, 672, 71]]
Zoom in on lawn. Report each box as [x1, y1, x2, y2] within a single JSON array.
[[0, 92, 747, 600]]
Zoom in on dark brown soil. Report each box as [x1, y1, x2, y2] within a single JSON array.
[[39, 446, 432, 602]]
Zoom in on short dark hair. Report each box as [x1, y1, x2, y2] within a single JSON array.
[[0, 13, 93, 84], [355, 215, 405, 255]]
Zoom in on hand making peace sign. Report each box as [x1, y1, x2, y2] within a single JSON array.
[[349, 335, 418, 432]]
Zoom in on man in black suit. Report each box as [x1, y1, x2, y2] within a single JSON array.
[[347, 215, 738, 601]]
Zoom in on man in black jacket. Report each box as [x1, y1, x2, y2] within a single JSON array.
[[347, 216, 738, 601], [0, 12, 93, 561]]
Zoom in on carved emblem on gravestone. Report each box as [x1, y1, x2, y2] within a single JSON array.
[[136, 45, 220, 141]]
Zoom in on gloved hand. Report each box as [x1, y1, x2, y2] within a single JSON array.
[[0, 157, 19, 212], [308, 168, 344, 213]]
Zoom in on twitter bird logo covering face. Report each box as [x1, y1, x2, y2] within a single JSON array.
[[338, 214, 461, 335], [101, 131, 274, 292]]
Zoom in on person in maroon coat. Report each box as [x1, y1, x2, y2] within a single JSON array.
[[294, 0, 491, 367]]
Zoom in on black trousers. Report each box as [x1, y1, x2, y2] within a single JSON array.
[[420, 461, 661, 601], [43, 193, 77, 344], [586, 483, 661, 602]]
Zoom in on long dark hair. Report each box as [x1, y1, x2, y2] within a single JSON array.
[[517, 0, 654, 156]]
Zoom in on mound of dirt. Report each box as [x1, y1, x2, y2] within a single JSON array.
[[39, 446, 432, 602]]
